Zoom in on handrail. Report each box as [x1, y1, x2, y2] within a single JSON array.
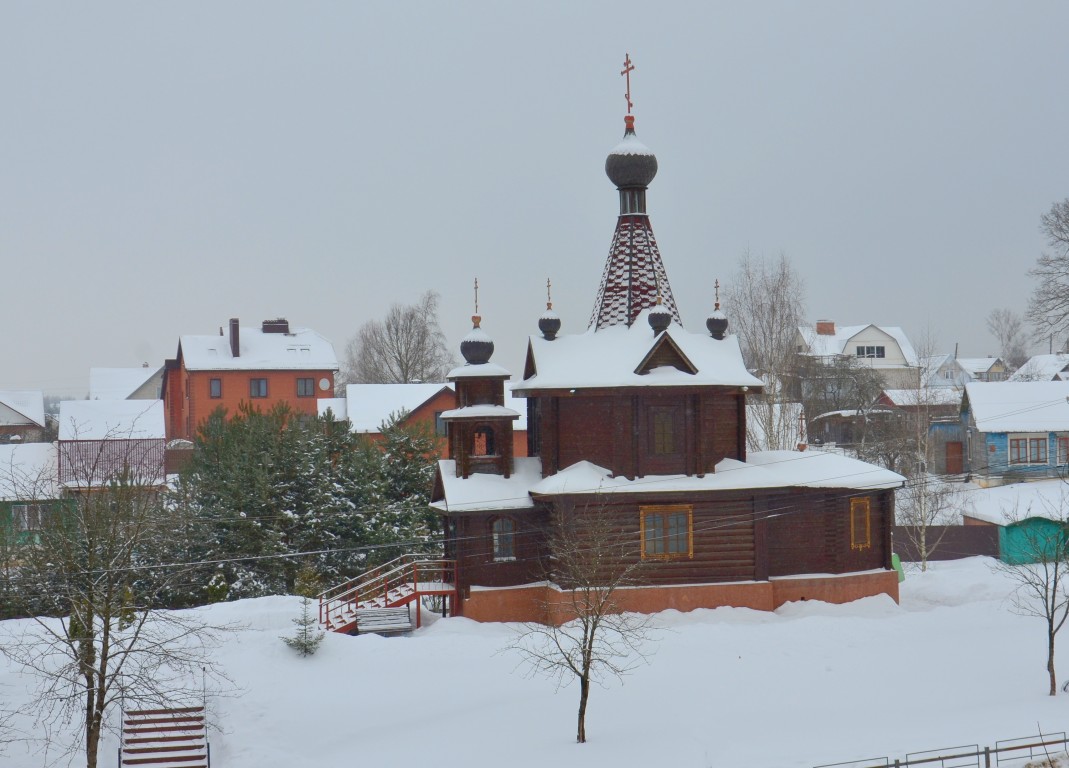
[[319, 556, 456, 629]]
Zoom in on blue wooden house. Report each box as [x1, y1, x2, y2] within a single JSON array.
[[962, 381, 1069, 486]]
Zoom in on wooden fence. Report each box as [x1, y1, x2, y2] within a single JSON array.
[[893, 525, 999, 562]]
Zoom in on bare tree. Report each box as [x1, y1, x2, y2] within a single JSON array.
[[340, 290, 454, 385], [0, 428, 231, 768], [510, 502, 656, 743], [986, 308, 1029, 370], [896, 476, 965, 571], [993, 495, 1069, 696], [1028, 199, 1069, 345], [724, 251, 806, 450]]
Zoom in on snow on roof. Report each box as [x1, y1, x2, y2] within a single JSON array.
[[431, 457, 543, 513], [58, 400, 166, 441], [440, 404, 520, 421], [530, 450, 903, 496], [317, 397, 348, 421], [965, 381, 1069, 433], [746, 402, 804, 452], [797, 324, 919, 367], [964, 478, 1069, 525], [180, 326, 338, 372], [344, 383, 453, 433], [447, 362, 512, 380], [1009, 354, 1069, 382], [955, 358, 1002, 377], [89, 367, 161, 400], [434, 449, 901, 511], [881, 388, 962, 407], [514, 310, 762, 392], [609, 131, 653, 156], [0, 442, 58, 501], [0, 390, 45, 428]]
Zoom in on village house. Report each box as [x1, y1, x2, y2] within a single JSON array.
[[795, 321, 920, 390], [0, 391, 46, 444], [57, 400, 167, 489], [89, 365, 164, 400], [162, 318, 338, 441], [1009, 353, 1069, 382], [959, 380, 1069, 486], [0, 442, 59, 548]]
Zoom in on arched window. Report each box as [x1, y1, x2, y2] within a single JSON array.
[[492, 517, 516, 561], [473, 425, 496, 456]]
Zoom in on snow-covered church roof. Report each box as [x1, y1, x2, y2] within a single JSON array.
[[514, 308, 762, 393]]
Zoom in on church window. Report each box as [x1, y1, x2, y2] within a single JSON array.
[[649, 406, 681, 456], [492, 517, 516, 561], [850, 497, 871, 551], [640, 505, 692, 560]]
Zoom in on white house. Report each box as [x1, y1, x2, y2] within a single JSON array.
[[795, 320, 919, 389]]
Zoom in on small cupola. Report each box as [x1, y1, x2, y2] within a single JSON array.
[[648, 297, 671, 334], [706, 279, 729, 340], [538, 278, 561, 341], [460, 278, 495, 365]]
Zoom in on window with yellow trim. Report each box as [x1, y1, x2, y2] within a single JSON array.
[[850, 497, 871, 551], [640, 504, 693, 559]]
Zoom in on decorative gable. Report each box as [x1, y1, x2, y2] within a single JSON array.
[[634, 333, 698, 376]]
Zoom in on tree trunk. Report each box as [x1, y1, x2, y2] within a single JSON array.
[[576, 675, 589, 743], [1049, 629, 1058, 696]]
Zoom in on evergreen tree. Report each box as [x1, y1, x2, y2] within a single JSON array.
[[282, 566, 325, 657]]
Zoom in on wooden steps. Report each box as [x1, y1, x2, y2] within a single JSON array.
[[121, 706, 209, 768], [354, 605, 412, 635]]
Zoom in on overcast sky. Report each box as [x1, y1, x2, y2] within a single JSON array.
[[3, 2, 1067, 395]]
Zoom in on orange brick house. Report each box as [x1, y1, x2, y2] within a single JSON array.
[[162, 318, 339, 441]]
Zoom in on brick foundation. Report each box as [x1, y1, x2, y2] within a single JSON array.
[[461, 570, 899, 625]]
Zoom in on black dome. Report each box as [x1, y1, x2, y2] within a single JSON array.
[[605, 116, 658, 189], [460, 316, 494, 365]]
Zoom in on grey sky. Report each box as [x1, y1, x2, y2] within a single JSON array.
[[3, 2, 1067, 395]]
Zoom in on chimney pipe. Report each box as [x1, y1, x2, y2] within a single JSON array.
[[229, 318, 240, 358], [815, 320, 835, 336]]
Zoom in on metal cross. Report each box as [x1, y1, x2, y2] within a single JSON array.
[[714, 278, 721, 310], [546, 278, 553, 310], [474, 277, 479, 315], [621, 53, 635, 114]]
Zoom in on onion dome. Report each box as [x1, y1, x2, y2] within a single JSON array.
[[539, 305, 561, 341], [460, 315, 494, 365], [706, 279, 729, 340], [648, 301, 672, 334], [605, 115, 658, 189]]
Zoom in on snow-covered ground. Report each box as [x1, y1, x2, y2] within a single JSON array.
[[2, 557, 1066, 768]]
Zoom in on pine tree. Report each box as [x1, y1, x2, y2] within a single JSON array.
[[282, 566, 325, 656]]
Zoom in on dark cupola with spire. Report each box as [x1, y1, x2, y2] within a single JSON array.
[[706, 279, 729, 340], [538, 278, 562, 340], [590, 54, 681, 331]]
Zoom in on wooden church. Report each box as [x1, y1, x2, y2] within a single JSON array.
[[429, 100, 903, 625]]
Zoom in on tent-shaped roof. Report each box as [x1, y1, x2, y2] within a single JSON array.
[[964, 381, 1069, 433], [514, 309, 762, 393]]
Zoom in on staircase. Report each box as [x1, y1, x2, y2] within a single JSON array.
[[120, 706, 209, 768], [318, 555, 457, 635]]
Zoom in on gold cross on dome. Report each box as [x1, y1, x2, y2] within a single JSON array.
[[621, 53, 635, 114]]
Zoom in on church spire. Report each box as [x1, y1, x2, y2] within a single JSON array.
[[589, 54, 681, 331]]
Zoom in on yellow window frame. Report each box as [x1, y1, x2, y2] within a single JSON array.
[[640, 504, 694, 560], [850, 497, 871, 551]]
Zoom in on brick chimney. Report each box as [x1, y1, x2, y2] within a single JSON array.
[[262, 318, 290, 334], [229, 318, 240, 358], [815, 319, 836, 336]]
